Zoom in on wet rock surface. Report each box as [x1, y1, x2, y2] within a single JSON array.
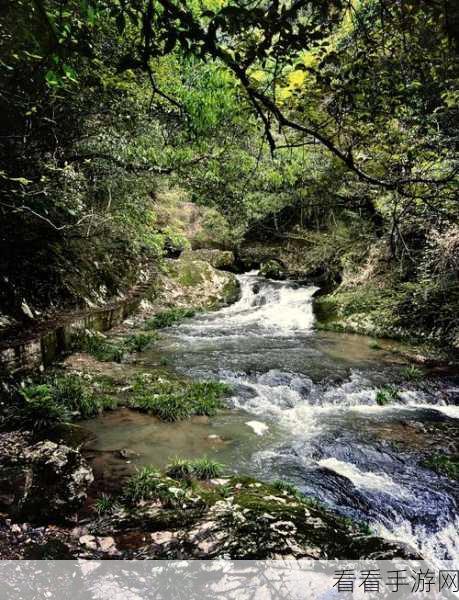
[[0, 432, 93, 522], [0, 475, 420, 560]]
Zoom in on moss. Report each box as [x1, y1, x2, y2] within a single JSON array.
[[221, 276, 240, 304], [173, 260, 211, 287], [259, 260, 286, 280], [423, 454, 459, 480]]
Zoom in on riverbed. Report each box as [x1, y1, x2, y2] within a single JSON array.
[[82, 271, 459, 564]]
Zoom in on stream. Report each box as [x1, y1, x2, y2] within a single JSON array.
[[82, 271, 459, 565]]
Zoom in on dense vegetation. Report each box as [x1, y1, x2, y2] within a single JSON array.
[[1, 0, 458, 345]]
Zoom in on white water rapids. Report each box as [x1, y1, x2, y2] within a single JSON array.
[[164, 271, 459, 565], [89, 271, 458, 566]]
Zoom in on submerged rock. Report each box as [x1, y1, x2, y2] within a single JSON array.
[[0, 432, 93, 522]]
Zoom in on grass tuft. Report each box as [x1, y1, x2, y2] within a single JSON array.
[[131, 378, 230, 422], [375, 385, 400, 406], [165, 457, 225, 480], [75, 332, 124, 362], [123, 332, 157, 353], [400, 364, 424, 381], [19, 383, 69, 432], [144, 308, 196, 329], [94, 493, 119, 515], [189, 457, 225, 480]]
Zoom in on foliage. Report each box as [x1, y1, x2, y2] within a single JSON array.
[[166, 457, 225, 480], [375, 385, 400, 406], [51, 373, 101, 418], [399, 365, 424, 382], [123, 466, 163, 504], [94, 494, 119, 516], [123, 466, 189, 507], [423, 455, 459, 481], [190, 457, 225, 480], [18, 384, 69, 432], [144, 308, 197, 329], [122, 333, 157, 353], [0, 0, 458, 348], [165, 458, 196, 481], [75, 333, 125, 363], [131, 376, 230, 421]]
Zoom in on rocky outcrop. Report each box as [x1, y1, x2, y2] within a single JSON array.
[[0, 432, 93, 522], [0, 458, 420, 559], [89, 477, 419, 560], [181, 249, 236, 271], [155, 257, 240, 310]]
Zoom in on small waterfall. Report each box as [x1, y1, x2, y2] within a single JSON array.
[[177, 271, 318, 337]]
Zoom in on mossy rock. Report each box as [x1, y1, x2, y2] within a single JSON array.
[[181, 249, 235, 271], [90, 473, 419, 560], [156, 258, 240, 309], [259, 260, 287, 281]]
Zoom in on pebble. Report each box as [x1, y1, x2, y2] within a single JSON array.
[[97, 536, 115, 552], [79, 534, 98, 550]]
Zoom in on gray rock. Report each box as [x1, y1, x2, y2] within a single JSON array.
[[0, 432, 93, 522]]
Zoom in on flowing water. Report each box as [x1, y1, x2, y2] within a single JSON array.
[[83, 271, 459, 564]]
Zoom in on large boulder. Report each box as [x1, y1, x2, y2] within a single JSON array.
[[0, 432, 93, 522], [181, 249, 235, 271], [155, 257, 240, 309]]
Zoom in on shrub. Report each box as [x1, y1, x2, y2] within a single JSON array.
[[375, 385, 400, 406], [19, 384, 69, 432], [144, 308, 196, 329]]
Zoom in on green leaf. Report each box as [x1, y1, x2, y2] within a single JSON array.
[[63, 63, 78, 82], [45, 69, 60, 87]]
